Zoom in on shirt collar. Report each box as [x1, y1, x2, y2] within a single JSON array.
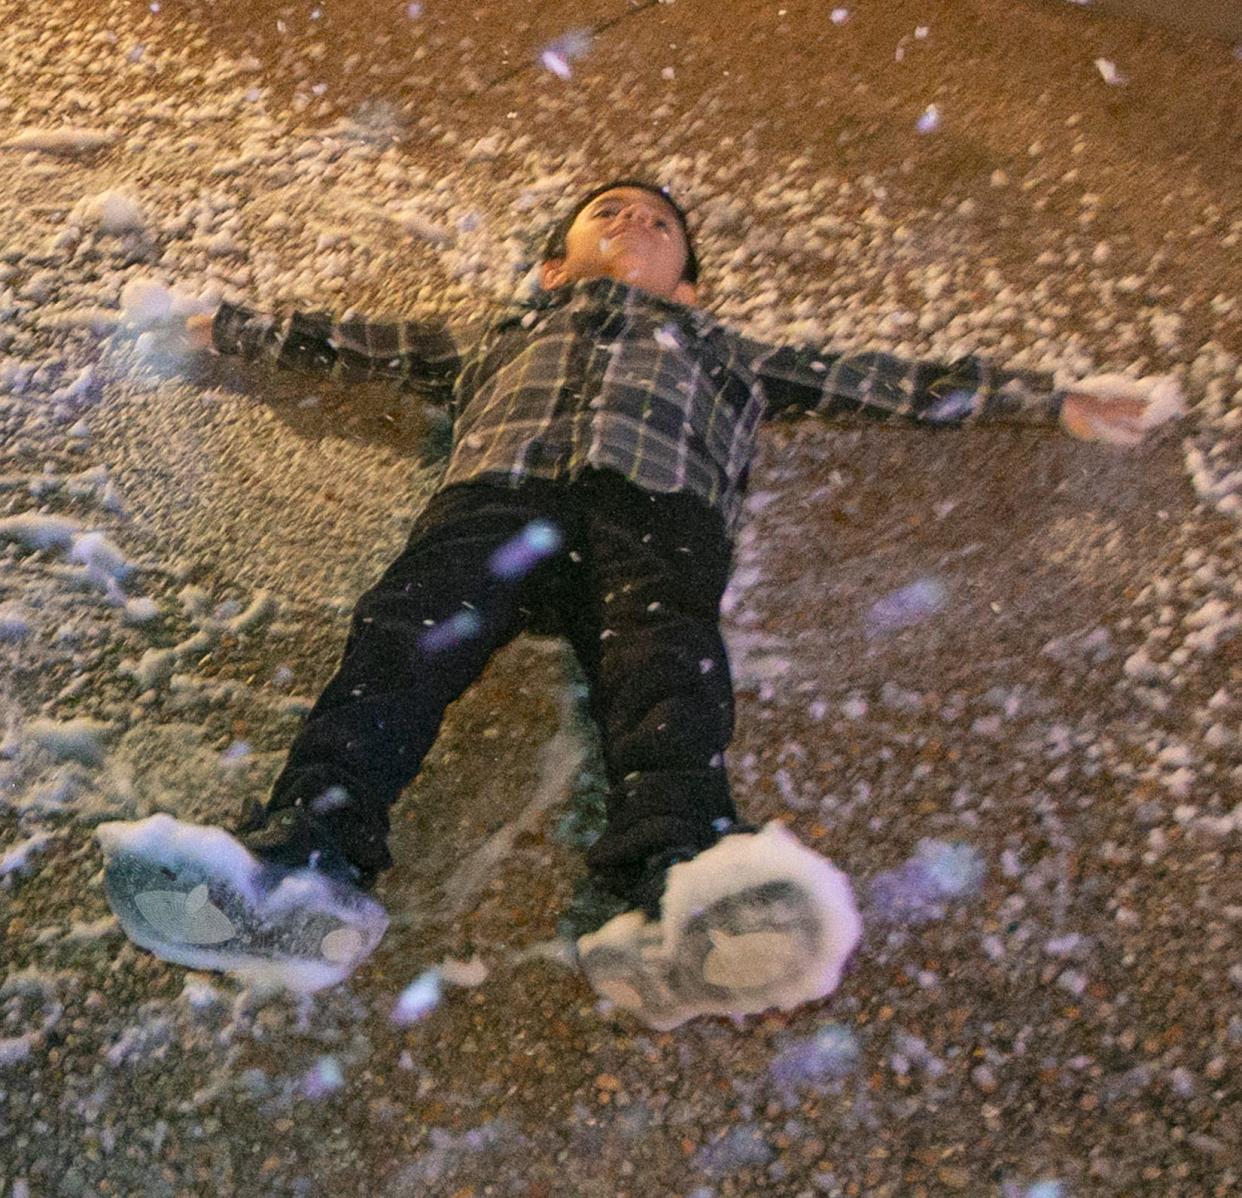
[[518, 276, 722, 337]]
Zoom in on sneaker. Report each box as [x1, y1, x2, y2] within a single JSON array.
[[619, 817, 760, 920], [627, 846, 699, 921], [236, 801, 378, 892], [96, 813, 389, 993], [577, 822, 862, 1030]]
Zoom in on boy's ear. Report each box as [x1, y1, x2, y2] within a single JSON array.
[[540, 259, 570, 290], [672, 280, 699, 306]]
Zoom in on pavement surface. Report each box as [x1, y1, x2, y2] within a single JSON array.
[[0, 1, 1239, 1197]]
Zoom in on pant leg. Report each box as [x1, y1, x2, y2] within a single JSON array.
[[560, 470, 741, 899], [246, 478, 575, 878]]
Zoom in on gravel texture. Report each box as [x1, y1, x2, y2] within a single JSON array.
[[0, 1, 1239, 1196]]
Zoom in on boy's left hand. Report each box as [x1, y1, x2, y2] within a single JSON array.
[[1060, 373, 1185, 448]]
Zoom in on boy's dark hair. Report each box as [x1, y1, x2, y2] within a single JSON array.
[[542, 178, 700, 285]]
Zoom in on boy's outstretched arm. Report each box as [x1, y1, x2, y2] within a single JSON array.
[[184, 301, 460, 402], [748, 340, 1183, 447]]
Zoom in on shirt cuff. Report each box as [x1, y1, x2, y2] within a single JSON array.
[[211, 300, 268, 357]]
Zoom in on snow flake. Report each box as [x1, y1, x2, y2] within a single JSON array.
[[391, 969, 442, 1025], [539, 29, 592, 80], [916, 104, 941, 134], [301, 1056, 344, 1099], [488, 519, 563, 580], [869, 839, 986, 923], [865, 577, 947, 637], [419, 609, 482, 653], [1095, 58, 1126, 85], [654, 323, 681, 350]]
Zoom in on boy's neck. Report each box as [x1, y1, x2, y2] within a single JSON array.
[[545, 273, 701, 309]]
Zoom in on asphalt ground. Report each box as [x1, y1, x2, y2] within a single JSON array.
[[1, 2, 1239, 1196]]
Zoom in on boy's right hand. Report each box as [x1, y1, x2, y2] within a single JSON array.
[[184, 311, 217, 352]]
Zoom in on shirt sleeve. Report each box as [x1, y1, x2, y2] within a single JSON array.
[[210, 301, 460, 402], [747, 337, 1066, 428]]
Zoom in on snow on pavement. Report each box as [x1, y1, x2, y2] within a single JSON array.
[[0, 0, 1238, 1193]]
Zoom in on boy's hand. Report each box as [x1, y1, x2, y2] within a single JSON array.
[[184, 311, 217, 352], [1060, 374, 1185, 447], [1061, 391, 1147, 446]]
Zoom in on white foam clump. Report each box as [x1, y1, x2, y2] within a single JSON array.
[[439, 954, 489, 987], [67, 530, 130, 587], [659, 821, 863, 1014], [0, 831, 53, 878], [1, 127, 118, 154], [74, 190, 146, 235], [0, 603, 34, 643], [768, 1022, 861, 1091], [123, 596, 161, 625], [118, 276, 217, 329], [1095, 58, 1126, 86], [0, 512, 83, 551], [0, 970, 64, 1070], [1070, 372, 1186, 429], [868, 838, 987, 924], [390, 207, 454, 247], [25, 717, 112, 766], [118, 277, 174, 327], [0, 513, 137, 605]]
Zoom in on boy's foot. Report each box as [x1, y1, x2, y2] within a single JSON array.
[[233, 797, 379, 892], [96, 813, 389, 993], [576, 822, 861, 1030], [568, 910, 689, 1029]]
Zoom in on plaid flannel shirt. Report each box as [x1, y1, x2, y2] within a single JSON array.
[[213, 276, 1064, 536]]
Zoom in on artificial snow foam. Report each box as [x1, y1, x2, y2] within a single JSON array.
[[0, 127, 119, 155], [74, 190, 146, 235], [94, 813, 389, 993], [659, 821, 863, 1013], [118, 278, 173, 326]]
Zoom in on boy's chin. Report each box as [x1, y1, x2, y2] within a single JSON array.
[[608, 268, 678, 297]]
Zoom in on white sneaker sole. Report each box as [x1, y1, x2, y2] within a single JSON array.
[[578, 822, 861, 1030], [97, 814, 389, 993]]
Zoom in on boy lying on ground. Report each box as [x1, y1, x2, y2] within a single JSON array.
[[98, 178, 1183, 1029]]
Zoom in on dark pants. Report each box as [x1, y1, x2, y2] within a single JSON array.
[[246, 468, 740, 901]]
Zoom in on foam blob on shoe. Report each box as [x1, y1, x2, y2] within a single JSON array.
[[96, 813, 388, 993], [579, 821, 862, 1029], [577, 909, 688, 1027], [662, 822, 862, 1016]]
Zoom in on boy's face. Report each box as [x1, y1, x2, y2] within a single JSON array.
[[540, 186, 698, 304]]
